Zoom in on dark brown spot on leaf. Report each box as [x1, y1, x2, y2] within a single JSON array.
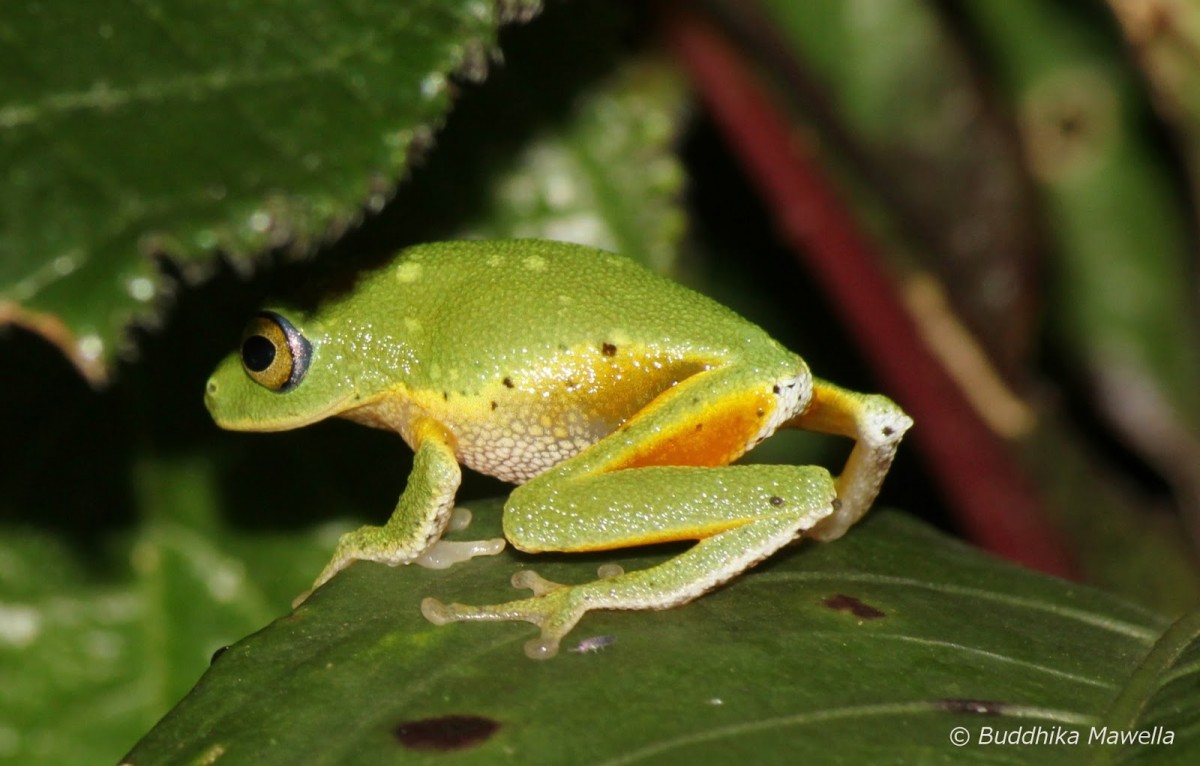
[[502, 377, 514, 388], [823, 594, 885, 620], [394, 715, 501, 751], [938, 699, 1006, 716], [601, 342, 617, 356]]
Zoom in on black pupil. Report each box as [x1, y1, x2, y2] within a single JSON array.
[[242, 335, 277, 372]]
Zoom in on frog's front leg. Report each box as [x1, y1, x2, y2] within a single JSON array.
[[301, 420, 505, 602]]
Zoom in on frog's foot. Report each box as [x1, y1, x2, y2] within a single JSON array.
[[421, 565, 619, 659], [295, 516, 504, 608], [294, 526, 396, 607]]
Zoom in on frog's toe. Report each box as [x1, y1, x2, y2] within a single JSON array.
[[446, 507, 474, 532], [414, 537, 506, 569], [511, 568, 563, 596], [308, 542, 363, 593], [420, 597, 455, 625], [524, 635, 561, 660], [421, 586, 585, 660], [291, 587, 314, 610], [597, 563, 624, 578]]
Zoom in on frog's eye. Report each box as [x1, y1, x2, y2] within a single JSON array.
[[240, 311, 311, 392]]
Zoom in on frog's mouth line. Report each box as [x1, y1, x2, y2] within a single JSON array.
[[208, 393, 358, 433]]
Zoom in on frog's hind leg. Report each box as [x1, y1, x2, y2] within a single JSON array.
[[422, 463, 835, 659], [785, 379, 912, 541], [422, 362, 835, 658]]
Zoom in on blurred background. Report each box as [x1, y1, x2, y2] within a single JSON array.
[[3, 0, 1200, 761]]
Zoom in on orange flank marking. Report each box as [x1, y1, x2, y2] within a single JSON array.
[[615, 387, 776, 469]]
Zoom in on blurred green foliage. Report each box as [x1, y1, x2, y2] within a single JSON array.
[[3, 1, 1200, 763]]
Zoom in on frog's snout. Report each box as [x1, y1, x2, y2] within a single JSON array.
[[204, 377, 220, 416]]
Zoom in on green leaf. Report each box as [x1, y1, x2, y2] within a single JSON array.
[[125, 505, 1195, 764], [383, 4, 688, 274], [454, 56, 688, 275], [0, 6, 692, 762], [0, 454, 334, 766], [0, 0, 539, 383]]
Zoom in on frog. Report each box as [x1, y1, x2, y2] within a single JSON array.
[[204, 239, 912, 659]]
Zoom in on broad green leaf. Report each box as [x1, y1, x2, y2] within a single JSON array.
[[0, 6, 692, 763], [455, 56, 687, 275], [380, 2, 688, 275], [126, 505, 1196, 765], [0, 0, 539, 383], [0, 450, 336, 766]]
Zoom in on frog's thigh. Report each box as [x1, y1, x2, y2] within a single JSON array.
[[502, 361, 814, 551], [596, 360, 810, 472]]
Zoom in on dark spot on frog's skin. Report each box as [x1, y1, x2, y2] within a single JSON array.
[[601, 342, 617, 356], [772, 385, 781, 395], [210, 645, 230, 664], [938, 699, 1006, 716], [823, 594, 886, 620], [490, 401, 498, 411], [882, 426, 895, 436], [769, 495, 784, 507], [503, 377, 514, 389], [394, 715, 501, 751]]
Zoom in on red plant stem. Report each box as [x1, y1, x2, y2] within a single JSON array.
[[662, 5, 1077, 578]]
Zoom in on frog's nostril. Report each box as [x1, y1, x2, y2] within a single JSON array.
[[206, 378, 218, 397]]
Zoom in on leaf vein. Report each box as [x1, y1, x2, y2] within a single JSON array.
[[759, 570, 1162, 641], [595, 701, 1096, 766]]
